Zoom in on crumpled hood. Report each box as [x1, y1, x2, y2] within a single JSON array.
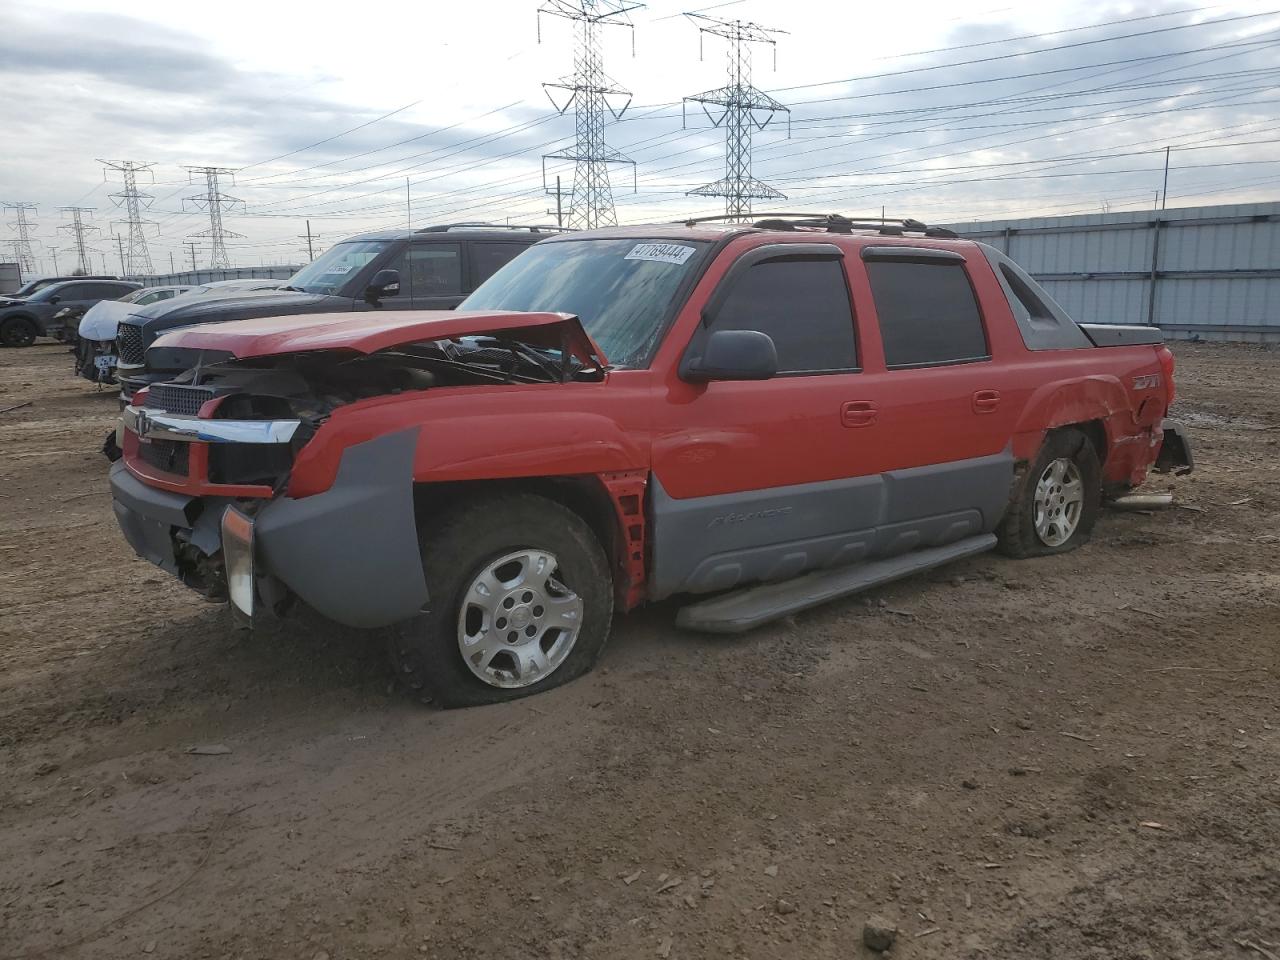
[[153, 309, 607, 365], [78, 299, 134, 342]]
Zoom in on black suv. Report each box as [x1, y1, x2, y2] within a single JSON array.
[[113, 224, 558, 398], [1, 279, 140, 347]]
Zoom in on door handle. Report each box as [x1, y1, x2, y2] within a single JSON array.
[[972, 390, 1002, 414], [842, 400, 878, 428]]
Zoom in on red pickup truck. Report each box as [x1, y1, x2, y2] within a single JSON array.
[[108, 215, 1191, 707]]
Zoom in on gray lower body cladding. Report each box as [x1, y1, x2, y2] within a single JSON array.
[[648, 451, 1013, 600], [109, 429, 429, 629]]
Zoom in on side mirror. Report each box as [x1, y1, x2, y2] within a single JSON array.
[[364, 269, 401, 305], [48, 295, 61, 304], [683, 329, 778, 383]]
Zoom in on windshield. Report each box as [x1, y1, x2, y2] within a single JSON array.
[[460, 239, 708, 367], [286, 240, 392, 296]]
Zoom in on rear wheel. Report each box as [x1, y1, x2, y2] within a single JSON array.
[[384, 494, 614, 708], [998, 427, 1101, 558], [0, 316, 38, 348]]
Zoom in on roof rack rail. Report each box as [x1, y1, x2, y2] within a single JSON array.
[[414, 222, 574, 234], [677, 212, 957, 239]]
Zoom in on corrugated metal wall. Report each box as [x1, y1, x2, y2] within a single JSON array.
[[947, 202, 1280, 342]]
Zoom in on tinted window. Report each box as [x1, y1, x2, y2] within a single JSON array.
[[712, 258, 856, 373], [471, 243, 531, 287], [866, 261, 988, 368], [405, 243, 462, 298]]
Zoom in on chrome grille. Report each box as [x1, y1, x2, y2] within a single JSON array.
[[117, 323, 146, 365], [145, 383, 216, 416]]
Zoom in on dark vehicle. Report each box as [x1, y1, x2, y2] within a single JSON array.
[[113, 224, 558, 399], [0, 279, 140, 347], [1, 274, 120, 302]]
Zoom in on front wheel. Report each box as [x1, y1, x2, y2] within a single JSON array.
[[384, 493, 614, 708], [998, 427, 1101, 558], [0, 317, 38, 348]]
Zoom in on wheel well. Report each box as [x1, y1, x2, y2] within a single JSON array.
[[1070, 419, 1108, 466], [413, 475, 620, 572]]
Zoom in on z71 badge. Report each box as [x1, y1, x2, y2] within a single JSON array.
[[1133, 373, 1162, 390]]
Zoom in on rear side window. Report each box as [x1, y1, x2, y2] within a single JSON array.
[[866, 261, 989, 368], [471, 242, 531, 288], [712, 258, 857, 373], [405, 243, 462, 298]]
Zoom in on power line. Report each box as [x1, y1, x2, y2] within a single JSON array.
[[683, 13, 789, 218], [538, 0, 645, 229], [2, 202, 39, 277], [99, 160, 157, 275], [58, 207, 100, 275], [183, 167, 245, 268]]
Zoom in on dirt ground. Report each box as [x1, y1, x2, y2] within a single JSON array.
[[1, 341, 1277, 960]]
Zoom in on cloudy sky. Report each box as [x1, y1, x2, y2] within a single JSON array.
[[2, 0, 1278, 274]]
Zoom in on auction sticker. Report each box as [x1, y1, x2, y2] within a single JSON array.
[[625, 242, 697, 265]]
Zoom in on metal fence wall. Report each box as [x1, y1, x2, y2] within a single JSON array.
[[947, 201, 1280, 342], [133, 265, 303, 288]]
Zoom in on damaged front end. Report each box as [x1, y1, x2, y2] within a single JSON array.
[[109, 311, 607, 627]]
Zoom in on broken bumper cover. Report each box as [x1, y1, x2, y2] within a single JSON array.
[[1155, 418, 1194, 475], [109, 429, 429, 628]]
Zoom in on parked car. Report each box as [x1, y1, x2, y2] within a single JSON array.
[[1, 274, 120, 304], [107, 214, 1192, 707], [112, 225, 558, 401], [0, 278, 140, 347], [73, 286, 194, 382]]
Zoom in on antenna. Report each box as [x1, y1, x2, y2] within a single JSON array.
[[183, 166, 245, 268], [538, 0, 645, 229], [58, 207, 101, 275], [683, 13, 790, 219], [2, 202, 39, 278], [99, 160, 158, 275]]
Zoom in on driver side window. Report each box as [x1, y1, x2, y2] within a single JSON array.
[[711, 258, 858, 374]]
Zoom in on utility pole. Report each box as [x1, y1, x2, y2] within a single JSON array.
[[2, 202, 39, 278], [546, 174, 566, 227], [539, 0, 644, 230], [99, 160, 157, 274], [1160, 145, 1171, 211], [183, 166, 244, 268], [185, 241, 199, 271], [169, 251, 175, 273], [683, 13, 790, 219], [50, 247, 60, 275], [58, 207, 100, 274], [112, 234, 127, 274], [406, 178, 412, 233], [298, 220, 316, 261]]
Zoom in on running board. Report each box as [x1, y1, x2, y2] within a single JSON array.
[[676, 534, 998, 634]]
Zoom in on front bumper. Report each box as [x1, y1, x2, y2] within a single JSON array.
[[109, 428, 429, 628]]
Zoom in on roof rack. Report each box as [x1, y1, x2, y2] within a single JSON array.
[[414, 222, 573, 234], [678, 212, 958, 239]]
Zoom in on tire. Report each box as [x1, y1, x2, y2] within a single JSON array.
[[997, 427, 1101, 558], [102, 429, 123, 463], [0, 316, 38, 348], [384, 493, 614, 708]]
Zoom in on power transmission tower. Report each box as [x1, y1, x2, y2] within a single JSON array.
[[183, 166, 245, 268], [58, 207, 101, 275], [538, 0, 644, 229], [99, 159, 157, 275], [2, 202, 39, 278], [683, 14, 790, 219]]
